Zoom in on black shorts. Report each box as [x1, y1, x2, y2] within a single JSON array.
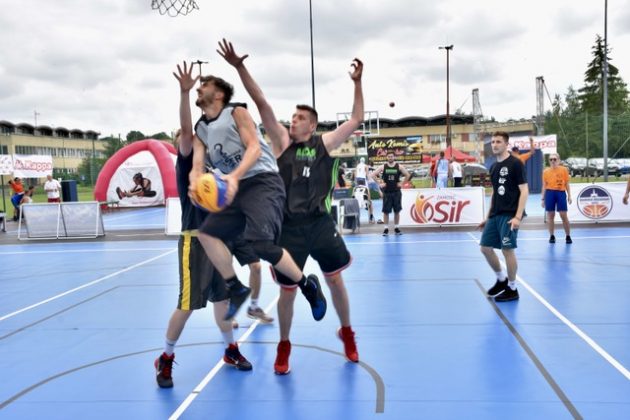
[[273, 215, 352, 288], [199, 172, 285, 243], [382, 190, 402, 214], [177, 232, 228, 310], [226, 236, 260, 266]]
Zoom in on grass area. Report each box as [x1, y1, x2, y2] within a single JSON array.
[[1, 185, 95, 213]]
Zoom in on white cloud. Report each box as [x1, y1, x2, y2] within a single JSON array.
[[0, 0, 628, 137]]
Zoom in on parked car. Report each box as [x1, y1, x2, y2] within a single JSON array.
[[585, 158, 621, 177], [564, 157, 588, 177], [411, 165, 430, 178], [462, 163, 490, 186], [613, 158, 630, 175]]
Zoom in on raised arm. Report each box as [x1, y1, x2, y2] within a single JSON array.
[[172, 61, 199, 157], [217, 39, 289, 157], [322, 58, 364, 153]]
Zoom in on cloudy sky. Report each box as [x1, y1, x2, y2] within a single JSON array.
[[1, 0, 629, 138]]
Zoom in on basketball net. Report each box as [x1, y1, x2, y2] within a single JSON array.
[[151, 0, 199, 17]]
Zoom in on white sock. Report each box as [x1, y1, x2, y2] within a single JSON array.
[[508, 280, 517, 290], [250, 299, 258, 309], [164, 338, 177, 356], [221, 330, 235, 348], [495, 271, 507, 281], [395, 224, 399, 229]]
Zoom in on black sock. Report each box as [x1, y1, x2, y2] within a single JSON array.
[[225, 276, 243, 291]]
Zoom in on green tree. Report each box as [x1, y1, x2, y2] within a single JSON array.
[[126, 131, 146, 143], [578, 35, 630, 115]]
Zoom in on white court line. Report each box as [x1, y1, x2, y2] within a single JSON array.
[[0, 247, 174, 256], [468, 232, 630, 381], [169, 296, 280, 420], [0, 249, 176, 322], [102, 208, 163, 222]]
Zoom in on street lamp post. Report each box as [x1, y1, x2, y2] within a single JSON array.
[[309, 0, 316, 109], [439, 45, 454, 149]]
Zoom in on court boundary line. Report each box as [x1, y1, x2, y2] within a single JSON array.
[[168, 297, 279, 420], [0, 339, 385, 413], [467, 232, 630, 381], [0, 249, 176, 322], [473, 279, 582, 419]]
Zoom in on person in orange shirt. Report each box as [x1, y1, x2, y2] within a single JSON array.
[[511, 136, 536, 164], [541, 153, 572, 244]]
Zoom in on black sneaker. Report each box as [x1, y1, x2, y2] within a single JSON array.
[[382, 228, 389, 236], [549, 235, 556, 243], [300, 274, 327, 321], [566, 235, 573, 244], [487, 278, 508, 297], [224, 285, 251, 320], [154, 352, 175, 388], [223, 344, 253, 371], [394, 228, 402, 235], [495, 286, 519, 302]]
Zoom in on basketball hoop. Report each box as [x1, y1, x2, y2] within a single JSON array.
[[151, 0, 199, 17]]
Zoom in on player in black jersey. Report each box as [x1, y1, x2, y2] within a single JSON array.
[[154, 62, 254, 389], [479, 131, 529, 302], [218, 39, 363, 373], [371, 151, 411, 235]]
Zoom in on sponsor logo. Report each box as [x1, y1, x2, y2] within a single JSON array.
[[410, 193, 470, 224], [576, 186, 612, 219]]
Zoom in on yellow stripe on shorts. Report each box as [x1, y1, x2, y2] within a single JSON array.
[[180, 231, 193, 310]]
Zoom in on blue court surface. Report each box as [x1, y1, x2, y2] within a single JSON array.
[[1, 203, 629, 419]]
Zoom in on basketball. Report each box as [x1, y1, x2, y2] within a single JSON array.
[[194, 173, 228, 212], [389, 101, 395, 108]]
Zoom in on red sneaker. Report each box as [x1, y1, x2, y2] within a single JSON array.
[[223, 343, 253, 371], [154, 352, 175, 388], [274, 340, 291, 375], [337, 326, 359, 363]]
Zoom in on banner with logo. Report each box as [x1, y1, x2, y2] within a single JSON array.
[[567, 182, 630, 222], [399, 187, 485, 226], [367, 136, 425, 167], [13, 155, 53, 178], [510, 135, 557, 154], [0, 155, 13, 175]]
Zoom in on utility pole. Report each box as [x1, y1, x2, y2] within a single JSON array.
[[309, 0, 316, 109], [34, 110, 40, 126], [439, 45, 454, 148], [536, 76, 545, 135], [603, 0, 609, 181]]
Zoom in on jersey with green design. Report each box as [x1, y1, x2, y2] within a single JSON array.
[[277, 134, 338, 220]]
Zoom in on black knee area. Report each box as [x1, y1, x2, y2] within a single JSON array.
[[251, 240, 283, 266]]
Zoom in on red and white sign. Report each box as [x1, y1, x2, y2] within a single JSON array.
[[510, 135, 557, 154], [12, 155, 53, 178], [400, 187, 486, 226]]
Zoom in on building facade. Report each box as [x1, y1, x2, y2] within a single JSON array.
[[0, 121, 105, 174]]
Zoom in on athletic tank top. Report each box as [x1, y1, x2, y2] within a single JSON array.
[[195, 106, 278, 178], [277, 134, 338, 220], [382, 163, 402, 192]]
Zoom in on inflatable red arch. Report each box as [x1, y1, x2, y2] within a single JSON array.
[[94, 139, 178, 203]]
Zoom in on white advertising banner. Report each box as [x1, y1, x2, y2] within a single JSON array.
[[566, 182, 630, 223], [0, 155, 13, 175], [510, 135, 557, 154], [12, 155, 53, 178], [399, 187, 486, 227]]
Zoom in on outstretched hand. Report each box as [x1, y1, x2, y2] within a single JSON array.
[[217, 38, 249, 67], [173, 61, 199, 93], [349, 58, 363, 82]]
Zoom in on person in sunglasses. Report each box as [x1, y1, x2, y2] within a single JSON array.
[[541, 153, 572, 244]]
